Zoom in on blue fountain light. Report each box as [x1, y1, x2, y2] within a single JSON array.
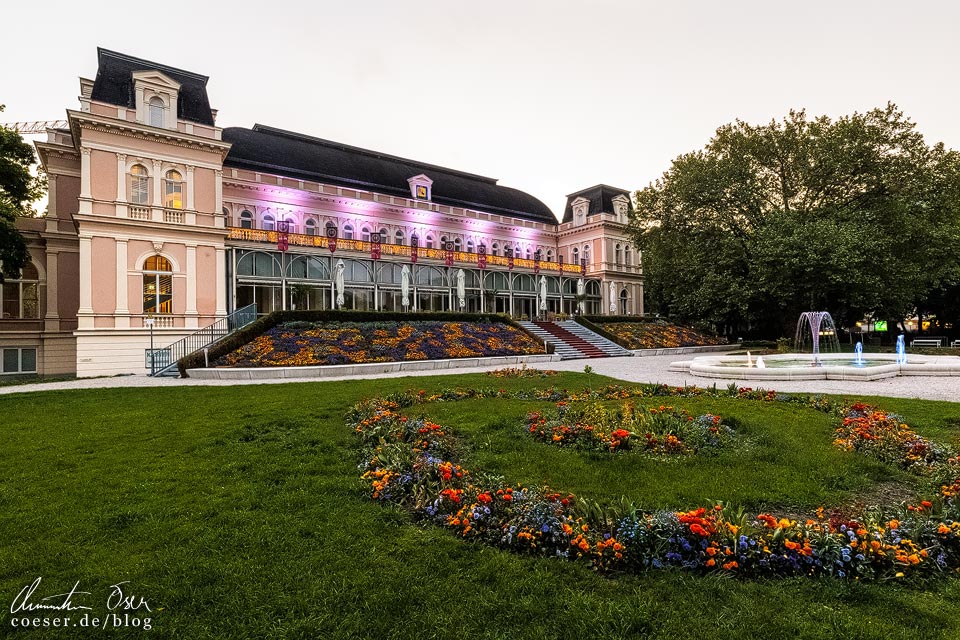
[[896, 334, 907, 365], [854, 341, 864, 367]]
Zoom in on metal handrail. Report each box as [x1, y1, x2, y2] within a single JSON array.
[[146, 304, 257, 376]]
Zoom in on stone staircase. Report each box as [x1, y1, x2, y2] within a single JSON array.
[[557, 320, 633, 357], [518, 321, 633, 360]]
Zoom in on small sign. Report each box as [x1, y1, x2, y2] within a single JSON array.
[[371, 232, 382, 260], [410, 235, 418, 264], [507, 254, 514, 271], [277, 220, 290, 252], [478, 244, 487, 270], [533, 250, 540, 275], [874, 320, 888, 332], [445, 241, 454, 267], [325, 224, 338, 253], [416, 185, 428, 199], [580, 258, 586, 275]]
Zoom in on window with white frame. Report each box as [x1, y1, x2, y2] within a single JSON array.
[[466, 239, 475, 253], [491, 242, 499, 256], [624, 246, 632, 266], [240, 210, 253, 229], [0, 262, 40, 319], [583, 244, 591, 264], [129, 164, 150, 204], [546, 249, 554, 262], [343, 224, 354, 240], [454, 238, 462, 252], [425, 234, 434, 249], [142, 255, 174, 314], [148, 96, 166, 127], [614, 244, 622, 266], [361, 226, 371, 242], [379, 228, 388, 242], [164, 169, 183, 209], [282, 218, 297, 234], [305, 219, 317, 235], [262, 214, 275, 231], [571, 247, 579, 265], [1, 347, 36, 374], [394, 229, 405, 245]]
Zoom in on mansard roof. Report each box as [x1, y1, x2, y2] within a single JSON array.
[[90, 48, 215, 126], [222, 124, 558, 224], [561, 184, 633, 223]]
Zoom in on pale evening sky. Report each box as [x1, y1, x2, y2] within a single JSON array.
[[2, 0, 958, 219]]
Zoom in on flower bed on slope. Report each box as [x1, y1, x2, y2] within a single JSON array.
[[598, 320, 727, 349], [349, 384, 960, 580], [215, 320, 544, 367]]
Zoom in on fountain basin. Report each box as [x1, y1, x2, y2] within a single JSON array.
[[668, 353, 960, 381]]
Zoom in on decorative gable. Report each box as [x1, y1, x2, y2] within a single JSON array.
[[407, 173, 434, 201], [611, 194, 629, 221], [132, 70, 181, 130], [571, 196, 590, 226]]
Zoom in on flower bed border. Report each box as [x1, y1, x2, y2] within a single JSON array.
[[349, 382, 960, 581]]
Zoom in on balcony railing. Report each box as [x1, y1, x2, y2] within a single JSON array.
[[225, 227, 577, 273]]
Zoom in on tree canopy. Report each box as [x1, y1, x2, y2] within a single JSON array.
[[630, 104, 960, 337], [1, 104, 45, 283]]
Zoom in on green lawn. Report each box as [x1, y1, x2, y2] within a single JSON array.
[[1, 373, 959, 639]]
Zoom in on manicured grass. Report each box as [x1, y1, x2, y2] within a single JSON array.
[[1, 373, 959, 638]]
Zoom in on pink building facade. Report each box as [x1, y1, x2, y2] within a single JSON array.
[[1, 49, 643, 378]]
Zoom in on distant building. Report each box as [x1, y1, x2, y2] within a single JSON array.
[[3, 48, 643, 378]]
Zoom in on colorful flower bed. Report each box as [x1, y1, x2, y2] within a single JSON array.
[[349, 384, 960, 580], [215, 320, 544, 367], [598, 320, 727, 349], [835, 402, 958, 480], [526, 401, 736, 454], [485, 365, 560, 379]]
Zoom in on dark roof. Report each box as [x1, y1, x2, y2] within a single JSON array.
[[561, 184, 632, 223], [222, 125, 558, 224], [90, 48, 214, 126]]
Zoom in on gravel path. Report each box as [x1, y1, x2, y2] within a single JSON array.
[[1, 355, 957, 402]]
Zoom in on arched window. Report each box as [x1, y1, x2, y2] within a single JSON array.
[[571, 247, 579, 265], [454, 238, 462, 252], [343, 224, 354, 240], [379, 228, 389, 242], [326, 221, 337, 237], [425, 235, 434, 249], [0, 262, 40, 319], [395, 229, 405, 245], [222, 207, 230, 217], [361, 226, 371, 242], [545, 249, 554, 262], [466, 239, 475, 253], [614, 244, 622, 266], [583, 244, 591, 265], [282, 217, 297, 234], [515, 246, 522, 258], [624, 246, 632, 267], [148, 96, 166, 127], [240, 210, 253, 229], [526, 249, 532, 260], [129, 164, 149, 205], [304, 219, 317, 236], [262, 214, 276, 231], [143, 256, 173, 314], [164, 169, 183, 209], [620, 288, 629, 314], [503, 244, 512, 258], [491, 242, 499, 256]]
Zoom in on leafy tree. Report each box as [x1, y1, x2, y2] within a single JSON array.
[[630, 104, 960, 337], [1, 105, 46, 283]]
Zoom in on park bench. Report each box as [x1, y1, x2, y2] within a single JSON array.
[[952, 339, 960, 348], [911, 338, 942, 348]]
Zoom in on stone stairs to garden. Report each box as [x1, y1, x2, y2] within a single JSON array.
[[557, 320, 633, 357], [518, 321, 632, 360]]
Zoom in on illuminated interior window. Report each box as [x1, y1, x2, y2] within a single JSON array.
[[143, 255, 173, 314], [164, 169, 183, 209]]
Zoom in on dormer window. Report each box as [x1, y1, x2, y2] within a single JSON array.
[[611, 195, 630, 222], [148, 96, 166, 127], [407, 173, 434, 201], [571, 196, 590, 227]]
